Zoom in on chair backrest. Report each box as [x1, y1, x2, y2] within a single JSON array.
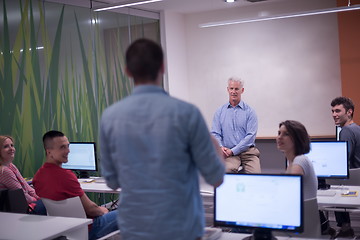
[[274, 197, 321, 238], [42, 196, 86, 218], [327, 168, 360, 186], [300, 197, 322, 238], [7, 189, 29, 214], [0, 189, 9, 212]]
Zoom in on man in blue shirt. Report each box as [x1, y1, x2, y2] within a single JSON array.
[[99, 38, 225, 240], [330, 96, 360, 238], [211, 77, 261, 173]]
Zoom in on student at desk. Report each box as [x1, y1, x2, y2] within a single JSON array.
[[0, 135, 46, 215], [33, 130, 118, 240], [276, 120, 336, 238], [331, 96, 360, 238]]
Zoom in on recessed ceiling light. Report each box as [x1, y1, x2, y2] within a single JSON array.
[[94, 0, 163, 12], [225, 0, 237, 3]]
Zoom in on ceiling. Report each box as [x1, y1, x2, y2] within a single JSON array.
[[93, 0, 288, 14]]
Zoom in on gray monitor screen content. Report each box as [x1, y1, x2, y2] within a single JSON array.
[[62, 142, 97, 172], [305, 141, 348, 179], [214, 173, 303, 239]]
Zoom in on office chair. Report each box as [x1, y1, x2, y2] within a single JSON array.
[[42, 197, 120, 240], [1, 189, 30, 214], [275, 197, 321, 238], [42, 196, 87, 218], [300, 197, 322, 238], [0, 189, 9, 212]]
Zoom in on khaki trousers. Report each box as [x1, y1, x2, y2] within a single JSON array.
[[224, 147, 261, 173]]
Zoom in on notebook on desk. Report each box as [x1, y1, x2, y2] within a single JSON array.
[[93, 177, 106, 183]]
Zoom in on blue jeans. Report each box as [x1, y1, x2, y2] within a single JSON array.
[[89, 210, 118, 240], [30, 199, 47, 215]]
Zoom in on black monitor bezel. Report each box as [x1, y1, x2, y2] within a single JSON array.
[[62, 142, 98, 172], [214, 173, 304, 235], [308, 140, 349, 180]]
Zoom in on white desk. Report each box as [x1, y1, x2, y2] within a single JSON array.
[[200, 181, 360, 209], [317, 185, 360, 209], [218, 232, 323, 239], [79, 179, 120, 194], [0, 212, 92, 240]]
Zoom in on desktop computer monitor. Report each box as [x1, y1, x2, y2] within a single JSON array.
[[305, 141, 349, 189], [214, 173, 303, 240], [62, 142, 98, 178]]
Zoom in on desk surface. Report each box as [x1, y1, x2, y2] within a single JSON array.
[[80, 177, 213, 195], [217, 231, 324, 240], [199, 180, 360, 209], [0, 212, 92, 240], [317, 185, 360, 209], [79, 178, 120, 193]]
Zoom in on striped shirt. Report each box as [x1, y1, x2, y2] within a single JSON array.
[[0, 163, 39, 203]]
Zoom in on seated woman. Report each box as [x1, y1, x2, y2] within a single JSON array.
[[276, 120, 335, 237], [0, 135, 46, 215], [276, 120, 317, 199]]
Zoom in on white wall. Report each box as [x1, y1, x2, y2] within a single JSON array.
[[164, 0, 342, 137], [161, 11, 190, 101]]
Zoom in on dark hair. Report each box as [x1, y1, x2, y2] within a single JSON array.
[[43, 130, 65, 150], [125, 38, 163, 83], [331, 96, 354, 118], [279, 120, 310, 155]]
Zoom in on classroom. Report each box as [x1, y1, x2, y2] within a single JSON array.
[[1, 0, 360, 239]]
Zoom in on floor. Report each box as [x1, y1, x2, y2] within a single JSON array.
[[328, 211, 360, 237]]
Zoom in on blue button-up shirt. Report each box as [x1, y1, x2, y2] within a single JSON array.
[[211, 100, 258, 155], [100, 85, 225, 240]]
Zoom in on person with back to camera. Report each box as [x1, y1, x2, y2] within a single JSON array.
[[0, 135, 46, 215], [276, 120, 336, 238], [330, 96, 360, 238], [99, 38, 225, 240], [211, 77, 261, 173], [32, 130, 118, 240]]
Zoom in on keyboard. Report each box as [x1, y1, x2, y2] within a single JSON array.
[[317, 190, 336, 196]]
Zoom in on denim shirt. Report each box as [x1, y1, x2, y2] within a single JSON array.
[[100, 85, 225, 240]]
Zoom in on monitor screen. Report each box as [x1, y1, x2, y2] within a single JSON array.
[[214, 173, 303, 239], [336, 126, 342, 141], [62, 142, 98, 172], [305, 141, 348, 179]]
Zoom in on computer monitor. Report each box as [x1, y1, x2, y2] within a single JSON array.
[[336, 126, 342, 141], [305, 141, 348, 189], [214, 173, 303, 240], [62, 142, 98, 178]]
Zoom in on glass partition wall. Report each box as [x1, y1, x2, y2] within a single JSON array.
[[0, 0, 160, 176]]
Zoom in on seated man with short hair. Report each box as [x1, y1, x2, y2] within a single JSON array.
[[33, 130, 118, 240]]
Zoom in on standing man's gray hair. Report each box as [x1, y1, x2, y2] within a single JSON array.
[[228, 77, 244, 88]]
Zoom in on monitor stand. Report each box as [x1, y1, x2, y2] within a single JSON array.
[[318, 179, 330, 190], [78, 171, 90, 179], [243, 229, 277, 240]]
